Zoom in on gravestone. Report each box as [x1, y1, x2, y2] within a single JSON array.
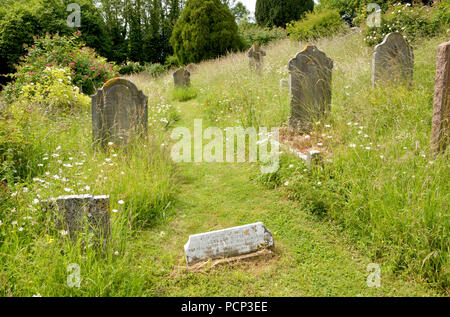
[[248, 44, 266, 74], [372, 32, 414, 87], [186, 63, 197, 74], [173, 68, 191, 87], [41, 195, 111, 243], [431, 41, 450, 155], [91, 78, 148, 148], [280, 78, 289, 90], [288, 46, 333, 131], [184, 222, 274, 265]]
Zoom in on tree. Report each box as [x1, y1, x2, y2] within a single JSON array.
[[255, 0, 314, 27], [221, 0, 250, 22], [170, 0, 243, 64]]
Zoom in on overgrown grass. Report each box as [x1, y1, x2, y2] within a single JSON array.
[[1, 30, 448, 296], [0, 98, 179, 296], [144, 32, 448, 290]]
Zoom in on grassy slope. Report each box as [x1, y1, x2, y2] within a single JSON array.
[[129, 99, 439, 296], [1, 31, 447, 296]]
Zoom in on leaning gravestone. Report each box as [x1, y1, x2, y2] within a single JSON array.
[[372, 32, 414, 88], [184, 222, 274, 265], [248, 44, 266, 74], [288, 46, 333, 131], [173, 67, 191, 87], [92, 78, 148, 148], [41, 195, 111, 244], [431, 40, 450, 155]]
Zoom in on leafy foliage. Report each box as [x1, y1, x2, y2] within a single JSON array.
[[287, 8, 346, 41], [170, 0, 243, 64], [3, 32, 115, 99], [363, 3, 449, 46], [255, 0, 314, 28], [238, 22, 287, 48]]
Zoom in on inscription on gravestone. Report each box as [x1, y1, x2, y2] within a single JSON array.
[[431, 40, 450, 155], [91, 78, 148, 147], [288, 46, 333, 132], [372, 32, 414, 88], [184, 222, 274, 265]]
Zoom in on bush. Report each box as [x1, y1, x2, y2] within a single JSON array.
[[0, 0, 112, 76], [116, 62, 146, 75], [255, 0, 314, 28], [287, 8, 346, 41], [238, 22, 287, 49], [10, 67, 90, 112], [164, 55, 180, 69], [170, 0, 243, 64], [3, 32, 116, 99], [144, 63, 166, 78], [363, 3, 448, 46]]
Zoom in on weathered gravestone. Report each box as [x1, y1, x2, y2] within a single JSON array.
[[41, 195, 111, 243], [248, 44, 266, 74], [92, 78, 148, 148], [288, 46, 333, 131], [184, 222, 274, 265], [431, 40, 450, 155], [372, 32, 414, 88], [280, 78, 289, 90], [173, 67, 191, 87], [186, 63, 197, 74]]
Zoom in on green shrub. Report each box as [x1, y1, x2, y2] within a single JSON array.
[[170, 0, 243, 64], [287, 8, 346, 41], [238, 22, 287, 49], [255, 0, 314, 28], [3, 32, 116, 99], [144, 63, 166, 78], [10, 67, 90, 112], [164, 55, 180, 69], [116, 62, 146, 75], [363, 3, 448, 46]]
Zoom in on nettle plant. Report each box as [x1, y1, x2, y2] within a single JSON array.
[[4, 31, 116, 101], [363, 3, 442, 47]]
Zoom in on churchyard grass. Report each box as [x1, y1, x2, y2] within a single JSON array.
[[0, 31, 448, 296]]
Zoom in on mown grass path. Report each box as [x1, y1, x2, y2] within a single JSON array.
[[133, 100, 440, 297]]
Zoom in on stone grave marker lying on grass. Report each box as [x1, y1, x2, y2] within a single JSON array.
[[248, 44, 266, 74], [92, 78, 148, 148], [184, 222, 274, 265], [41, 195, 111, 244], [173, 67, 191, 87], [431, 40, 450, 155], [288, 46, 333, 132], [372, 32, 414, 88]]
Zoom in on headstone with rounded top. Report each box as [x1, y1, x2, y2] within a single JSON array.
[[91, 78, 148, 148], [372, 32, 414, 88], [173, 67, 191, 87], [288, 46, 333, 132]]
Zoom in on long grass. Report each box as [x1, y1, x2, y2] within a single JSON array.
[[137, 32, 449, 289]]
